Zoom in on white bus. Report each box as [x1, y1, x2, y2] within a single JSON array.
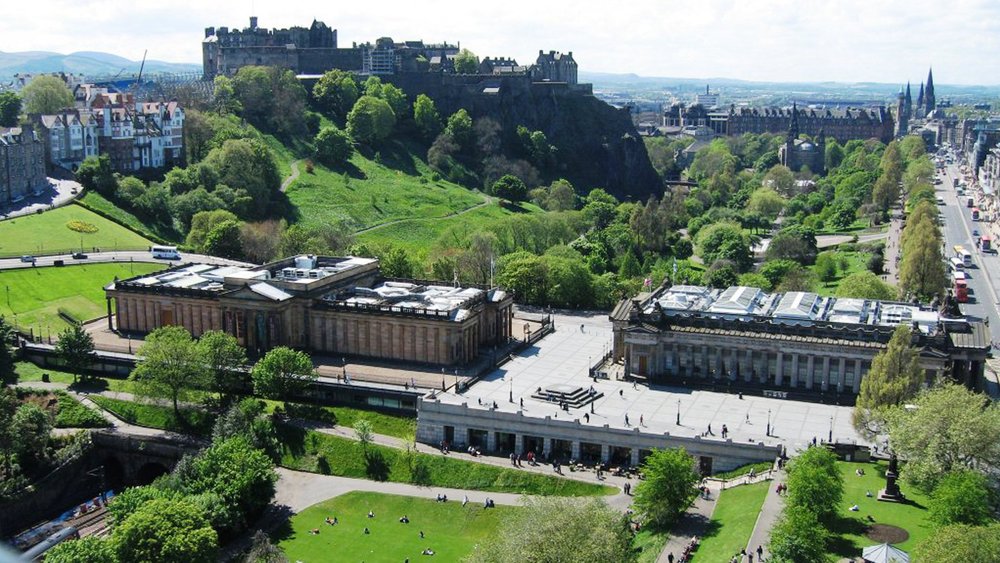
[[949, 257, 965, 272], [150, 245, 180, 260]]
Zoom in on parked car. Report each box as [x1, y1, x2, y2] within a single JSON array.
[[973, 229, 980, 237], [20, 255, 35, 263], [71, 252, 88, 259]]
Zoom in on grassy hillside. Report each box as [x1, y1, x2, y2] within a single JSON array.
[[0, 204, 153, 257], [0, 262, 164, 332], [78, 192, 183, 244]]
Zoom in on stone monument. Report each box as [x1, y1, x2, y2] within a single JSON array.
[[877, 453, 906, 503]]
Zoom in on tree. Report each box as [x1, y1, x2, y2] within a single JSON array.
[[379, 245, 416, 278], [314, 125, 353, 167], [197, 330, 247, 400], [888, 383, 1000, 491], [784, 446, 843, 521], [111, 498, 218, 563], [633, 448, 700, 529], [853, 326, 923, 439], [544, 179, 577, 211], [346, 95, 396, 144], [814, 252, 838, 282], [445, 109, 474, 149], [492, 174, 528, 202], [244, 530, 288, 563], [835, 271, 895, 300], [928, 470, 994, 526], [767, 505, 829, 563], [131, 326, 210, 417], [21, 75, 73, 114], [76, 155, 116, 197], [187, 209, 239, 251], [11, 403, 51, 469], [898, 216, 946, 301], [914, 523, 1000, 563], [240, 220, 285, 264], [212, 75, 241, 115], [468, 498, 635, 563], [0, 316, 15, 384], [765, 225, 818, 265], [354, 419, 374, 453], [453, 48, 480, 74], [45, 536, 117, 563], [212, 398, 280, 462], [186, 436, 277, 531], [202, 138, 281, 218], [695, 221, 752, 272], [0, 91, 20, 127], [413, 94, 441, 140], [763, 164, 796, 196], [231, 66, 307, 136], [497, 252, 547, 304], [775, 265, 817, 292], [311, 69, 358, 123], [705, 262, 738, 288], [203, 219, 245, 260], [55, 325, 95, 384], [746, 187, 785, 219], [251, 347, 317, 401]]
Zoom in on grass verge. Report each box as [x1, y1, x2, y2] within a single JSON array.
[[0, 203, 153, 257], [90, 395, 215, 436], [712, 461, 774, 481], [77, 192, 182, 244], [261, 399, 416, 439], [276, 424, 615, 497], [276, 491, 513, 562], [54, 392, 110, 428], [691, 481, 769, 562]]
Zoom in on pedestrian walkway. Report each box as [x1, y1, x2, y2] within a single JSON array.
[[657, 481, 720, 563], [883, 208, 904, 286], [744, 469, 787, 561]]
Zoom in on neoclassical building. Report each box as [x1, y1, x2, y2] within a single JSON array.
[[611, 285, 990, 399], [105, 255, 514, 365]]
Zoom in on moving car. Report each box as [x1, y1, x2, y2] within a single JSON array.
[[20, 255, 35, 263], [71, 252, 88, 259]]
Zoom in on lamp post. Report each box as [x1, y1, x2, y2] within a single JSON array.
[[766, 408, 771, 437], [828, 415, 834, 443], [509, 377, 513, 403], [455, 369, 460, 393], [676, 399, 681, 425]]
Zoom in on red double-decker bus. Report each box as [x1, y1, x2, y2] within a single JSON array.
[[954, 273, 969, 303]]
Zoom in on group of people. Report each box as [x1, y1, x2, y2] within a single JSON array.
[[466, 445, 481, 456], [666, 535, 700, 562], [435, 494, 448, 502], [730, 545, 764, 562]]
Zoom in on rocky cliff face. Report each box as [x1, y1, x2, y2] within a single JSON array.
[[388, 73, 661, 200]]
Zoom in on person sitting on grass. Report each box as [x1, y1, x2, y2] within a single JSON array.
[[368, 510, 375, 518], [364, 527, 370, 534], [310, 528, 320, 535], [400, 515, 410, 523], [422, 548, 435, 555]]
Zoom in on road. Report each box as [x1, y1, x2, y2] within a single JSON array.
[[0, 250, 254, 271], [937, 160, 1000, 331]]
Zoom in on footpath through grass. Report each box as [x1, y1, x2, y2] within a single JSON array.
[[277, 491, 513, 562], [825, 461, 932, 558], [0, 204, 152, 257], [89, 395, 216, 436], [691, 481, 769, 562], [277, 424, 615, 497], [0, 262, 164, 331]]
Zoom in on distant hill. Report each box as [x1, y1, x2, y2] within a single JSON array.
[[0, 50, 201, 79]]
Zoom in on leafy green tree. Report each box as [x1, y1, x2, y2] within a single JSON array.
[[75, 155, 116, 197], [55, 324, 95, 384], [204, 219, 245, 260], [314, 125, 353, 167], [543, 179, 577, 211], [453, 48, 480, 74], [186, 436, 277, 531], [928, 470, 994, 526], [202, 138, 281, 218], [212, 75, 241, 115], [21, 75, 73, 114], [468, 498, 635, 563], [633, 448, 700, 529], [497, 252, 547, 304], [251, 347, 316, 401], [889, 383, 1000, 491], [231, 66, 307, 136], [543, 253, 595, 309], [131, 326, 211, 417], [835, 271, 895, 300], [853, 324, 924, 437], [187, 209, 239, 251], [738, 272, 772, 291], [196, 330, 247, 400], [765, 225, 818, 265], [763, 164, 796, 196], [212, 398, 280, 462], [346, 95, 396, 144], [45, 536, 117, 563], [0, 91, 21, 127], [746, 187, 785, 219], [759, 259, 800, 287], [170, 187, 226, 230], [705, 262, 738, 288], [695, 221, 752, 272], [311, 69, 358, 123], [767, 504, 829, 563], [775, 265, 817, 293], [492, 174, 528, 202], [899, 216, 946, 301], [914, 523, 1000, 563], [413, 94, 442, 140], [0, 316, 16, 384], [445, 109, 474, 149], [785, 445, 843, 521], [11, 403, 51, 469], [111, 498, 218, 563], [379, 245, 416, 278], [814, 252, 838, 282], [354, 419, 374, 453], [244, 530, 288, 563], [378, 83, 408, 119]]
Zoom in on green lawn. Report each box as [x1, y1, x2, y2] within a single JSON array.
[[277, 424, 615, 497], [262, 399, 416, 439], [825, 461, 933, 559], [0, 204, 153, 257], [634, 528, 671, 563], [14, 361, 136, 394], [0, 262, 164, 332], [711, 461, 774, 481], [77, 192, 182, 244], [89, 395, 216, 436], [276, 491, 514, 563], [53, 392, 110, 428], [357, 201, 516, 258], [812, 250, 874, 296], [691, 481, 770, 562]]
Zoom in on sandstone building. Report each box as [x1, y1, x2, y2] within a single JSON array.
[[611, 284, 990, 399], [0, 126, 47, 208], [105, 255, 514, 365]]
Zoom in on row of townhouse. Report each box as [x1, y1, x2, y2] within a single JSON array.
[[0, 126, 47, 208]]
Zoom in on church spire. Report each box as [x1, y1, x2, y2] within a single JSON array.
[[788, 102, 799, 141], [924, 68, 936, 115]]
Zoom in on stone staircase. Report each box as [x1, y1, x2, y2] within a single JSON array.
[[530, 383, 603, 409]]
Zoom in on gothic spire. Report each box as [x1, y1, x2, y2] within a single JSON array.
[[788, 102, 799, 140]]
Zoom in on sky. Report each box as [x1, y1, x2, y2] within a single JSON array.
[[4, 0, 1000, 85]]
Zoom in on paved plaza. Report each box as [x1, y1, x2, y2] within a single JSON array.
[[452, 311, 869, 453]]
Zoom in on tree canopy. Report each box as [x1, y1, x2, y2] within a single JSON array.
[[853, 325, 923, 438], [633, 448, 700, 529], [835, 271, 896, 300], [196, 330, 247, 400], [111, 498, 218, 563], [492, 174, 528, 202], [311, 69, 359, 124], [913, 523, 1000, 563], [251, 346, 317, 401], [413, 94, 442, 140], [784, 445, 843, 521], [21, 75, 73, 114], [346, 95, 396, 144], [453, 49, 480, 74], [314, 125, 354, 167], [0, 91, 20, 127], [54, 324, 95, 383], [927, 470, 994, 526], [131, 326, 210, 416]]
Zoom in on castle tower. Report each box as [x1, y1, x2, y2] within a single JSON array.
[[895, 87, 909, 138], [924, 68, 936, 116]]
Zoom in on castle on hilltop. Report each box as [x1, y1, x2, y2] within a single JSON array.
[[202, 17, 579, 86]]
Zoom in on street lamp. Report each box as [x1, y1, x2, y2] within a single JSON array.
[[828, 416, 834, 443], [766, 409, 771, 437], [509, 377, 513, 403], [676, 399, 681, 425]]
